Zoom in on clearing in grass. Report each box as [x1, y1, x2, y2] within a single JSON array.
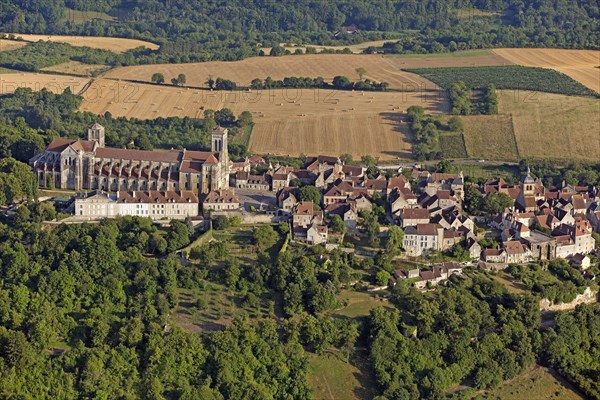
[[329, 290, 393, 319], [308, 352, 378, 400], [474, 364, 585, 400]]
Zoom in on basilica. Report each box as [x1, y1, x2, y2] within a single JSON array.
[[29, 123, 230, 194]]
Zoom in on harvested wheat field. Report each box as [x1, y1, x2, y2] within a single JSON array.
[[7, 34, 159, 53], [104, 54, 437, 90], [249, 114, 414, 159], [79, 79, 449, 159], [493, 48, 600, 93], [498, 90, 599, 161], [0, 72, 89, 95], [0, 39, 28, 51], [42, 61, 111, 77]]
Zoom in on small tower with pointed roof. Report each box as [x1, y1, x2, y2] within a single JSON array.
[[522, 166, 535, 196]]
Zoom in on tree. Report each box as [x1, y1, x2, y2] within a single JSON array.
[[355, 67, 367, 81], [171, 74, 186, 86], [206, 75, 215, 89], [483, 192, 514, 214], [386, 226, 404, 253], [464, 184, 484, 214], [213, 215, 230, 230], [151, 73, 164, 84], [214, 108, 235, 126], [448, 116, 464, 132], [298, 185, 321, 205], [270, 46, 286, 56], [253, 225, 278, 251], [332, 75, 352, 89], [339, 153, 353, 164], [330, 215, 346, 235], [376, 270, 391, 286]]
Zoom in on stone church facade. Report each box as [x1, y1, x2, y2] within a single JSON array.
[[30, 123, 230, 194]]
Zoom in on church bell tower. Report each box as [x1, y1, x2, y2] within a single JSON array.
[[88, 123, 105, 147]]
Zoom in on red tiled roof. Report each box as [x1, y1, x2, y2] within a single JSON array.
[[96, 147, 181, 163], [402, 208, 430, 220], [416, 223, 442, 236], [46, 138, 77, 152]]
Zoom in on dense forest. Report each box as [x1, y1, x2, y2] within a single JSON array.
[[0, 0, 598, 63], [0, 200, 597, 398]]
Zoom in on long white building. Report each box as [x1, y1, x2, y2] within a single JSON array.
[[75, 190, 199, 219]]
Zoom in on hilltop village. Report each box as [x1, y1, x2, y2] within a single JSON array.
[[28, 123, 600, 289]]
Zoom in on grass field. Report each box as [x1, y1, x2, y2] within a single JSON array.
[[0, 72, 89, 95], [42, 61, 111, 76], [406, 65, 597, 97], [329, 290, 393, 319], [462, 114, 519, 161], [493, 48, 600, 93], [260, 39, 395, 55], [174, 285, 269, 333], [79, 79, 449, 159], [7, 33, 159, 53], [0, 39, 28, 52], [499, 90, 600, 161], [308, 352, 378, 400], [475, 365, 584, 400]]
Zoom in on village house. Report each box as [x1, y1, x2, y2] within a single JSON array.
[[270, 173, 290, 191], [75, 190, 199, 219], [570, 253, 591, 270], [277, 187, 300, 214], [398, 208, 430, 228], [465, 237, 482, 259], [402, 223, 445, 257], [324, 202, 358, 229], [292, 201, 328, 245], [389, 187, 419, 217], [202, 189, 240, 212]]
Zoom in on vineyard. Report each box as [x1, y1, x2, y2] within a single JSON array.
[[405, 66, 598, 97]]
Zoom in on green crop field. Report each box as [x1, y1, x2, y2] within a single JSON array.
[[405, 65, 598, 97], [439, 132, 468, 158]]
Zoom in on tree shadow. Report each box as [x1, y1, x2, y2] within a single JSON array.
[[378, 112, 415, 159]]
